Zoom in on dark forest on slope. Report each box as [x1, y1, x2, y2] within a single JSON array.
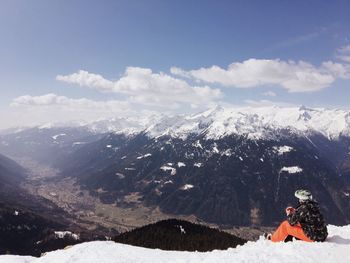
[[114, 219, 247, 251]]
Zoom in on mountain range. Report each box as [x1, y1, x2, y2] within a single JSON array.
[[0, 105, 349, 229]]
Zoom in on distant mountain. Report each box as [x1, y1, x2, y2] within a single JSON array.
[[0, 126, 102, 165], [1, 106, 350, 227], [114, 219, 246, 251], [0, 152, 26, 184], [5, 105, 350, 140], [0, 153, 36, 207], [89, 105, 350, 140]]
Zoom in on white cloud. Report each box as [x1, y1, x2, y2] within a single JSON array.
[[11, 93, 69, 106], [11, 93, 130, 112], [321, 61, 350, 78], [57, 67, 222, 109], [169, 67, 191, 78], [56, 71, 114, 92], [171, 58, 350, 93], [262, 91, 276, 97], [8, 94, 135, 127], [336, 45, 350, 63]]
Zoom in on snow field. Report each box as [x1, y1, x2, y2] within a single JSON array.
[[280, 166, 303, 174], [1, 225, 349, 263]]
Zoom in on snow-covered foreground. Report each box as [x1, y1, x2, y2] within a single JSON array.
[[1, 225, 350, 263]]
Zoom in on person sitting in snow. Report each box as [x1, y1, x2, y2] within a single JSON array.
[[265, 189, 328, 242]]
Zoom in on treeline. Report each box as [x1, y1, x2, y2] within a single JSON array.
[[0, 209, 246, 257], [0, 202, 62, 256], [0, 202, 112, 256], [114, 218, 247, 252]]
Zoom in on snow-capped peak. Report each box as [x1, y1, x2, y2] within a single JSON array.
[[141, 106, 350, 140], [27, 106, 350, 141]]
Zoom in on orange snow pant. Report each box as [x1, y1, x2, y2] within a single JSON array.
[[271, 220, 314, 242]]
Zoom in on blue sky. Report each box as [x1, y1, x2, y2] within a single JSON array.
[[1, 0, 350, 128]]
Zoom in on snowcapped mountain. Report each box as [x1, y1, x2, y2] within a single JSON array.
[[84, 105, 350, 140], [1, 105, 350, 227], [2, 224, 350, 263], [86, 115, 163, 135], [3, 105, 350, 142]]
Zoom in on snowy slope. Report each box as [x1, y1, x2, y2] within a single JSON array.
[[2, 225, 349, 263], [146, 106, 350, 140], [16, 105, 350, 140], [85, 105, 350, 140]]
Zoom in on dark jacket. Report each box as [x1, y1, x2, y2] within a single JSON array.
[[287, 200, 328, 242]]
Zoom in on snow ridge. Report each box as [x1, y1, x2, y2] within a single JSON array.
[[2, 225, 349, 263], [88, 106, 350, 140], [32, 105, 350, 141]]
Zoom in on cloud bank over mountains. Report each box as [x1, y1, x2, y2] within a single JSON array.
[[11, 93, 130, 113], [6, 49, 350, 129], [56, 67, 222, 109]]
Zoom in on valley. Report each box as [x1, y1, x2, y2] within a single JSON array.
[[17, 157, 271, 241], [18, 158, 199, 233]]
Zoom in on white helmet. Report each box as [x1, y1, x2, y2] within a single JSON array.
[[295, 189, 313, 201]]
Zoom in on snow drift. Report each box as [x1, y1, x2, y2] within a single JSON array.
[[1, 225, 349, 263]]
